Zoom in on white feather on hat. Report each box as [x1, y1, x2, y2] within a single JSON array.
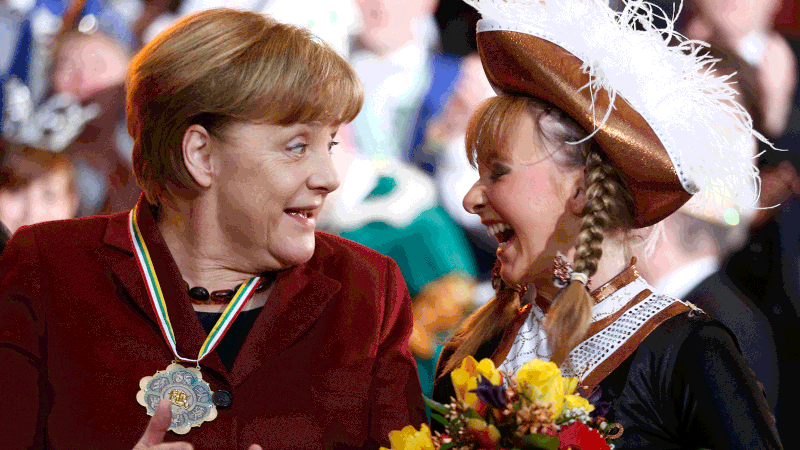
[[465, 0, 776, 219]]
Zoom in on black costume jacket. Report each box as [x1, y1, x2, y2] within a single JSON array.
[[433, 264, 783, 450]]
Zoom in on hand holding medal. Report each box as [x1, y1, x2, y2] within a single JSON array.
[[133, 400, 193, 450]]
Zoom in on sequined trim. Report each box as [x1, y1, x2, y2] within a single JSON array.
[[562, 293, 687, 380], [579, 300, 690, 392]]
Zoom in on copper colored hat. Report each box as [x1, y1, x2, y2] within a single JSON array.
[[476, 26, 692, 228]]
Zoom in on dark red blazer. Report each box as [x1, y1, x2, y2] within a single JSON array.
[[0, 198, 425, 449]]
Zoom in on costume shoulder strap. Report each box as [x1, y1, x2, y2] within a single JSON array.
[[568, 294, 692, 392]]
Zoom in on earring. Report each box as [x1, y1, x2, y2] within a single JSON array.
[[553, 252, 592, 290]]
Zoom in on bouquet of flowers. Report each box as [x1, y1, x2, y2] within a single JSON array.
[[382, 357, 622, 450]]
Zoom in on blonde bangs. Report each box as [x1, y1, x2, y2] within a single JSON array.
[[126, 8, 364, 204], [208, 21, 363, 127], [250, 38, 363, 126], [465, 95, 528, 167]]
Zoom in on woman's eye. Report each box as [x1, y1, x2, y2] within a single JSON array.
[[287, 143, 308, 155], [327, 140, 340, 153], [489, 168, 508, 181]]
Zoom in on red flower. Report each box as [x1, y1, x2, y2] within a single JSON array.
[[558, 423, 610, 450]]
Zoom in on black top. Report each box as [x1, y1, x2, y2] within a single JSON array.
[[433, 311, 783, 450], [196, 307, 263, 372], [726, 204, 800, 446], [684, 272, 779, 412]]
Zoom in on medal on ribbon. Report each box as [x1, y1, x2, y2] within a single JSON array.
[[136, 363, 217, 434], [129, 205, 261, 434]]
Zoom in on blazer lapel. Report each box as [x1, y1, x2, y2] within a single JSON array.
[[229, 243, 342, 386], [105, 210, 161, 326]]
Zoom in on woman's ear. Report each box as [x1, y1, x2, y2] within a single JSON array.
[[182, 124, 214, 188], [567, 172, 587, 216]]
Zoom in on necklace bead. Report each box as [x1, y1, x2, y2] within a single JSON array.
[[188, 286, 210, 301], [186, 278, 270, 305], [210, 289, 236, 303]]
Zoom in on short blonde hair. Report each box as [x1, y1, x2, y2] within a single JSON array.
[[126, 8, 363, 204]]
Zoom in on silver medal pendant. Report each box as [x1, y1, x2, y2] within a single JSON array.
[[137, 363, 218, 434]]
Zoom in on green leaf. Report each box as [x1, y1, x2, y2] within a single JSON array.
[[423, 397, 450, 416], [438, 443, 456, 450], [430, 412, 451, 428], [518, 433, 560, 450], [462, 408, 483, 420]]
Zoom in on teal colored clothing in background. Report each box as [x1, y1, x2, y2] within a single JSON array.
[[340, 204, 478, 297], [416, 341, 445, 400], [328, 165, 479, 405]]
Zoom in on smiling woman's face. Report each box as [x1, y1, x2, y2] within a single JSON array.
[[463, 112, 583, 287], [210, 121, 341, 271]]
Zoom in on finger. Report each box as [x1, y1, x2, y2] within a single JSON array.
[[248, 445, 264, 450], [136, 399, 173, 448], [152, 443, 194, 450]]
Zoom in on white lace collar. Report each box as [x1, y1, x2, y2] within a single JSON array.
[[499, 264, 682, 381]]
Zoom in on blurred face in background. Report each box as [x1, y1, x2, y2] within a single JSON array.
[[355, 0, 438, 54], [685, 0, 796, 137], [0, 159, 79, 233], [427, 53, 495, 145], [51, 32, 130, 102]]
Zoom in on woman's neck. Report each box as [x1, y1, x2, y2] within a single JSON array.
[[585, 240, 631, 292], [156, 198, 257, 293]]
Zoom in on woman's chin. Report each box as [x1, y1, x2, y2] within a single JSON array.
[[274, 239, 316, 268], [499, 264, 527, 288]]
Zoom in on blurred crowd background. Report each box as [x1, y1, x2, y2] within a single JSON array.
[[1, 0, 799, 438]]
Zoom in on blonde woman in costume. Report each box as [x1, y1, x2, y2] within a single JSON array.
[[433, 0, 783, 448]]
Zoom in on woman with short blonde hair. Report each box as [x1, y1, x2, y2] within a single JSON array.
[[0, 9, 424, 450]]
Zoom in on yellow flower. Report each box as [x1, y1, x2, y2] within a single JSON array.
[[515, 359, 578, 418], [380, 424, 434, 450], [477, 358, 503, 385], [451, 356, 503, 408], [563, 394, 595, 413], [564, 376, 579, 396]]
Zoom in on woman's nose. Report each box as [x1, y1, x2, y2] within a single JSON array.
[[309, 150, 341, 194], [462, 180, 486, 214]]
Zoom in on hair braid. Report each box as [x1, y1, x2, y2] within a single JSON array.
[[546, 150, 634, 365], [438, 260, 523, 378], [574, 151, 620, 276]]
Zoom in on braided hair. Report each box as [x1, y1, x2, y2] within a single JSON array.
[[545, 150, 634, 365]]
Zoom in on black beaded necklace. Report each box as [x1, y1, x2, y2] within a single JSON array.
[[186, 274, 273, 305]]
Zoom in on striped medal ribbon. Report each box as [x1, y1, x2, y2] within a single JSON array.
[[130, 206, 260, 433]]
